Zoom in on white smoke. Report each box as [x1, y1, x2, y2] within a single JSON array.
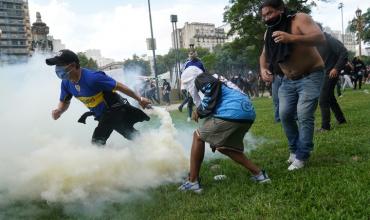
[[0, 53, 266, 218], [1, 107, 187, 205], [0, 54, 187, 216]]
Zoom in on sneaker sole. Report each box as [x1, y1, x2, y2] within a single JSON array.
[[288, 165, 304, 171], [258, 179, 271, 184]]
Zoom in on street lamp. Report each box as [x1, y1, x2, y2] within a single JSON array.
[[338, 2, 344, 43], [355, 8, 363, 56], [170, 15, 181, 98], [147, 0, 160, 103]]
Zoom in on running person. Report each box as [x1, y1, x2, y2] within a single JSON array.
[[47, 49, 151, 146]]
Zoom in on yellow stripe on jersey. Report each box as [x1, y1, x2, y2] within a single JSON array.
[[77, 92, 105, 108]]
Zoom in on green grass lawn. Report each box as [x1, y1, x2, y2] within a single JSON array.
[[115, 86, 370, 220], [2, 86, 369, 220]]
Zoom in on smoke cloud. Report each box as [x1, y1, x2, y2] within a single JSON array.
[[0, 54, 187, 217], [0, 53, 266, 218]]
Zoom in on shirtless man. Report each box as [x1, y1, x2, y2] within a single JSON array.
[[259, 0, 325, 170]]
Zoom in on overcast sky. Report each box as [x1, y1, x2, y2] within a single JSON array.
[[28, 0, 369, 60]]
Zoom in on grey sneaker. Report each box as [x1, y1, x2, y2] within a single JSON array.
[[251, 170, 271, 184], [288, 159, 304, 171], [178, 181, 202, 193]]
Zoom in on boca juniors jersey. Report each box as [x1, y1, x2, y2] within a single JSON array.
[[60, 68, 117, 118]]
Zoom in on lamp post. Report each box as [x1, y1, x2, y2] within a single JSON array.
[[147, 0, 160, 103], [355, 8, 363, 57], [173, 19, 181, 78], [338, 2, 344, 43], [170, 15, 179, 84], [170, 14, 182, 98]]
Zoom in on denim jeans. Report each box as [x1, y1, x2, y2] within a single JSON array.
[[278, 70, 324, 160], [272, 74, 283, 122]]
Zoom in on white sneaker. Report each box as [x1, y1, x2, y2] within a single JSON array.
[[250, 170, 271, 184], [187, 117, 191, 122], [178, 180, 202, 193], [287, 153, 296, 164], [288, 159, 304, 171]]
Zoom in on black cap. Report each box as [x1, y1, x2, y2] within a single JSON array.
[[46, 49, 79, 66]]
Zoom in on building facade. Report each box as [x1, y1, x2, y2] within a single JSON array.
[[85, 49, 114, 67], [0, 0, 32, 61], [324, 26, 357, 54], [172, 22, 227, 51], [48, 36, 65, 52], [218, 23, 238, 43]]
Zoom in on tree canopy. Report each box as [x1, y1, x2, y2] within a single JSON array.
[[223, 0, 328, 68], [77, 52, 98, 70]]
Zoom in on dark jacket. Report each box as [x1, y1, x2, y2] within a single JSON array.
[[317, 32, 348, 75], [352, 58, 366, 75]]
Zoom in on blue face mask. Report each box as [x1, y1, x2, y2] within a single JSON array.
[[55, 65, 71, 80]]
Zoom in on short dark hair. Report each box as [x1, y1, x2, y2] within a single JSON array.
[[259, 0, 285, 11]]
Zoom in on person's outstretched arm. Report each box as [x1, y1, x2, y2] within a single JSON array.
[[52, 100, 70, 120], [115, 82, 151, 109]]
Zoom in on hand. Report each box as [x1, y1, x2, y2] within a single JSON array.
[[329, 68, 338, 79], [272, 31, 293, 44], [139, 97, 152, 109], [52, 109, 62, 120], [260, 68, 273, 83], [192, 111, 199, 123]]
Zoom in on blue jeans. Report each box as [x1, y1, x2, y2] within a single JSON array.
[[278, 70, 324, 160], [272, 74, 283, 122]]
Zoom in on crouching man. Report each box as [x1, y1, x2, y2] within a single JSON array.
[[178, 66, 270, 193]]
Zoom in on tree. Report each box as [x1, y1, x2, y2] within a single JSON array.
[[223, 0, 327, 68], [194, 47, 210, 59], [202, 53, 217, 72], [348, 8, 370, 44], [122, 54, 151, 76], [155, 55, 168, 75], [77, 52, 98, 70]]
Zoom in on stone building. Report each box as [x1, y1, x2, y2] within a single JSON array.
[[172, 22, 227, 51], [324, 26, 357, 54], [31, 12, 52, 51]]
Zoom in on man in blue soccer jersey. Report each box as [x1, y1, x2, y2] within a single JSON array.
[[46, 49, 152, 146]]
